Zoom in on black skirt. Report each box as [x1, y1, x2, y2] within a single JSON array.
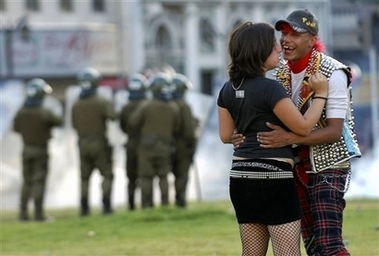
[[229, 159, 301, 225]]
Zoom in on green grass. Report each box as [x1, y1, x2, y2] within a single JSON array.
[[1, 199, 378, 255]]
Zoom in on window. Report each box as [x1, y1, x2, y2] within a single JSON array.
[[92, 0, 104, 12], [233, 20, 243, 29], [155, 25, 171, 49], [201, 70, 215, 95], [60, 0, 73, 12], [25, 0, 39, 11], [199, 18, 215, 52], [0, 0, 5, 11]]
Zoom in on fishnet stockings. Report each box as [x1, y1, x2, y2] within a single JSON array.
[[239, 223, 269, 256], [239, 220, 301, 256]]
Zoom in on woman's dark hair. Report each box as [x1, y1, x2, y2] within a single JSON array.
[[227, 21, 275, 85]]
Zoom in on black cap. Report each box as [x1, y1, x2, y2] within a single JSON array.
[[275, 9, 318, 35]]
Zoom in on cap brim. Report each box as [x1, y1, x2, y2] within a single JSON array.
[[276, 20, 312, 35], [276, 20, 304, 31], [275, 20, 290, 31]]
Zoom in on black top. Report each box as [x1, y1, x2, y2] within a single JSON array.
[[217, 76, 293, 159]]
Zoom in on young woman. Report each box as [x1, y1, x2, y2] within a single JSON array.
[[217, 21, 328, 256]]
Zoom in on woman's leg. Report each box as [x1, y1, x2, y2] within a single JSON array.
[[239, 223, 269, 256], [269, 220, 301, 256]]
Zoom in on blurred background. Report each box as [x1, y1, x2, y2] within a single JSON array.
[[1, 0, 378, 211]]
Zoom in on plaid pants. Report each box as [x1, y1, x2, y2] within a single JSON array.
[[294, 164, 351, 256]]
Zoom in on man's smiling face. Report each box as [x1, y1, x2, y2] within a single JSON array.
[[279, 24, 317, 63]]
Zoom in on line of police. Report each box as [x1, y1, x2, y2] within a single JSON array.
[[12, 67, 198, 221]]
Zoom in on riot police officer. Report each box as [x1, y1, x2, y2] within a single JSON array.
[[130, 72, 181, 208], [119, 73, 149, 210], [71, 67, 117, 216], [171, 74, 198, 207], [13, 78, 63, 221]]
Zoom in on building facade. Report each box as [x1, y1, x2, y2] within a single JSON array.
[[0, 0, 377, 96]]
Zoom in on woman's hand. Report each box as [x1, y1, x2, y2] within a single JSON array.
[[309, 72, 328, 97]]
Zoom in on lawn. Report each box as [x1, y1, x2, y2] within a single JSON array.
[[1, 199, 378, 255]]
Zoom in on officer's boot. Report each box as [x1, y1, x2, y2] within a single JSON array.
[[34, 198, 45, 221], [128, 195, 135, 210], [102, 196, 113, 215], [175, 193, 187, 208], [128, 187, 135, 210], [19, 200, 29, 221], [19, 182, 31, 221], [80, 197, 90, 217]]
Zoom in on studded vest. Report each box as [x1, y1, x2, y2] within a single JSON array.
[[276, 49, 361, 173]]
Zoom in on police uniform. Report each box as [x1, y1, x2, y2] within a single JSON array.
[[13, 78, 63, 221], [171, 74, 197, 207], [120, 100, 144, 210], [119, 74, 148, 210], [71, 68, 117, 216], [130, 73, 181, 208], [172, 100, 197, 207]]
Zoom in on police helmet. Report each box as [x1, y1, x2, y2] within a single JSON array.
[[172, 73, 192, 99], [128, 73, 148, 100], [77, 67, 101, 90], [149, 72, 173, 101], [26, 78, 52, 99]]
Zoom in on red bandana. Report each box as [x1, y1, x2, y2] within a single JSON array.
[[287, 50, 312, 74]]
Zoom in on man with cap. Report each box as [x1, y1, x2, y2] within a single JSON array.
[[232, 9, 360, 256]]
